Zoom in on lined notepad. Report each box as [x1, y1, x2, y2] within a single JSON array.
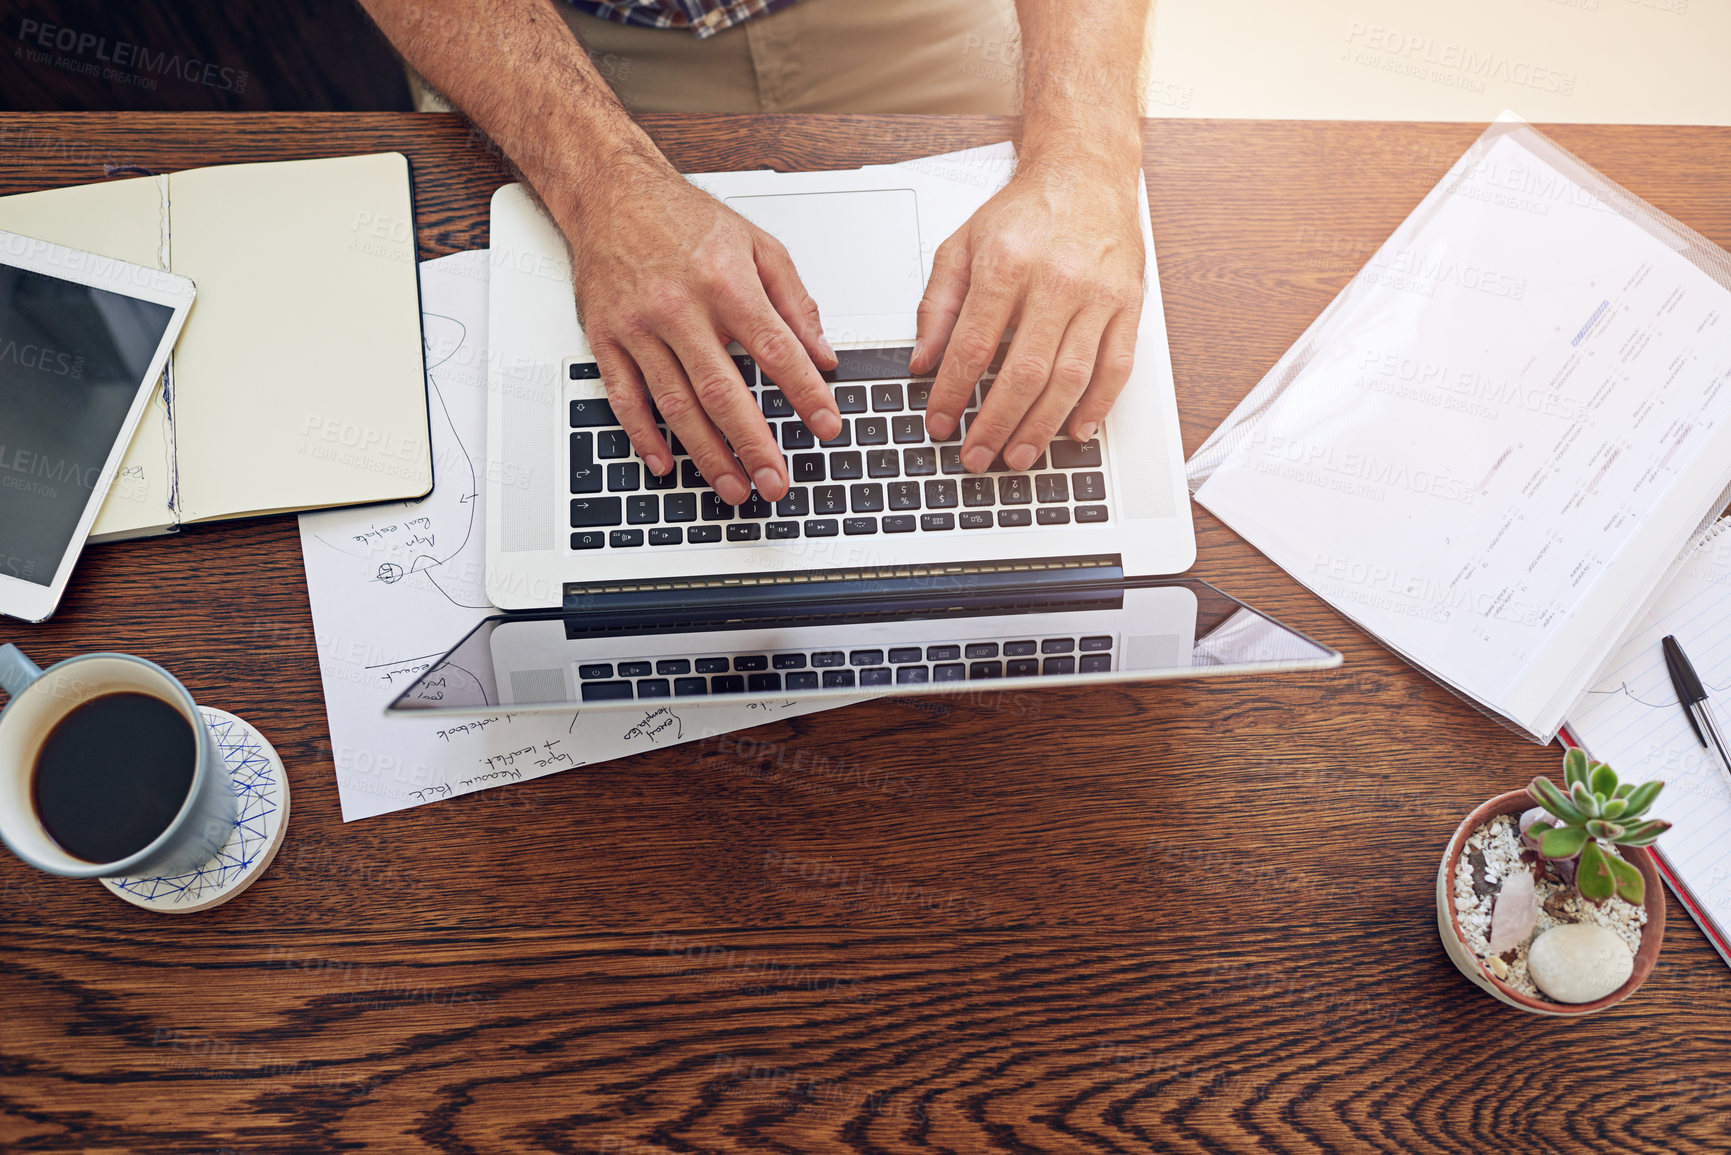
[[1566, 518, 1731, 966]]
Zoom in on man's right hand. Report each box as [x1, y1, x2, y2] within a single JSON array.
[[557, 159, 840, 505]]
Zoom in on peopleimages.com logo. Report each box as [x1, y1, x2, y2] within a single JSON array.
[[15, 18, 250, 93]]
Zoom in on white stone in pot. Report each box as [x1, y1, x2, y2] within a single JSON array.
[[1527, 923, 1634, 1003]]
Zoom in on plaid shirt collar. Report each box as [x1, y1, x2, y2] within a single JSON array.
[[569, 0, 803, 39]]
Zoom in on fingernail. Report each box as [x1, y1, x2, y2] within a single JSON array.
[[813, 409, 842, 440], [1006, 443, 1038, 471], [717, 475, 751, 505], [1076, 421, 1098, 443], [963, 445, 994, 474], [752, 467, 784, 498], [647, 453, 669, 476], [818, 334, 837, 362], [927, 416, 953, 440], [909, 339, 924, 369]]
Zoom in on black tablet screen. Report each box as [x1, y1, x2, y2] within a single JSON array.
[[0, 264, 174, 586]]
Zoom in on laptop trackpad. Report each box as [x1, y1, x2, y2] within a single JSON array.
[[725, 189, 923, 333]]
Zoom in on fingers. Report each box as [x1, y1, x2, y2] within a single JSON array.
[[911, 231, 972, 377], [719, 252, 842, 444], [924, 249, 1022, 445], [625, 334, 754, 506], [590, 337, 671, 477], [755, 232, 838, 372], [1067, 308, 1139, 443], [659, 322, 790, 502], [1000, 306, 1115, 470]]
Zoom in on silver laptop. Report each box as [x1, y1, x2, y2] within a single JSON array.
[[441, 146, 1339, 712]]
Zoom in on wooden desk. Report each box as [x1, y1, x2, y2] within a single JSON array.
[[3, 113, 1730, 1154]]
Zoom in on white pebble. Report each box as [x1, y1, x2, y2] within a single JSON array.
[[1527, 924, 1634, 1003]]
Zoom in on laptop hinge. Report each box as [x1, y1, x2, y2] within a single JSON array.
[[561, 554, 1124, 632]]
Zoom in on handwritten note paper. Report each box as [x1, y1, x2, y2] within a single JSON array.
[[297, 251, 837, 821]]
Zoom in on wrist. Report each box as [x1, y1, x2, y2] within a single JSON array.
[[1019, 111, 1142, 181]]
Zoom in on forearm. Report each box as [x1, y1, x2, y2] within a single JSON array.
[[1013, 0, 1150, 173], [356, 0, 671, 230]]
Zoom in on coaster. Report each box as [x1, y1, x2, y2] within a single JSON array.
[[101, 707, 290, 913]]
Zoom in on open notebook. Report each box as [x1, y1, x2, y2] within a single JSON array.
[[1565, 519, 1731, 967], [0, 153, 431, 539]]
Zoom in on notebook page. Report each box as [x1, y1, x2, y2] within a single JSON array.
[[1566, 519, 1731, 941], [167, 153, 430, 524], [0, 176, 178, 539]]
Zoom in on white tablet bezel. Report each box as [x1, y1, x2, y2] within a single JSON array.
[[0, 229, 196, 623]]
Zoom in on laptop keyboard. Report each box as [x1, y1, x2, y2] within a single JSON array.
[[567, 352, 1111, 551], [576, 634, 1117, 701]]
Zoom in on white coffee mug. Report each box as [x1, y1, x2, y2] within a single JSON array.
[[0, 644, 235, 879]]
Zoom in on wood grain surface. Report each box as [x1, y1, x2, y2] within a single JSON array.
[[3, 114, 1731, 1154]]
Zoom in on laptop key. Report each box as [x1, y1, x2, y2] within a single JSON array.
[[637, 679, 671, 698], [696, 657, 730, 673], [627, 495, 659, 524], [1076, 505, 1109, 523], [792, 453, 826, 483], [813, 486, 846, 515], [819, 420, 852, 448], [1042, 638, 1075, 654], [830, 451, 864, 480], [767, 521, 800, 539], [619, 661, 653, 677], [608, 463, 641, 491], [674, 677, 709, 696], [645, 466, 677, 490], [581, 681, 635, 701], [726, 524, 761, 541], [1074, 471, 1106, 501], [887, 647, 922, 664], [712, 675, 746, 694], [811, 650, 846, 667], [786, 671, 820, 690], [921, 513, 955, 531], [777, 487, 810, 517], [961, 478, 994, 507], [997, 475, 1031, 504], [1004, 641, 1036, 656], [571, 497, 624, 527], [662, 492, 697, 522], [887, 482, 920, 510], [896, 665, 931, 684], [687, 525, 722, 543], [1080, 654, 1112, 674], [1035, 473, 1069, 503], [855, 417, 889, 445], [739, 494, 774, 519], [883, 515, 915, 533], [843, 517, 878, 535], [1043, 656, 1076, 676], [1050, 439, 1103, 468], [933, 662, 966, 682], [570, 432, 600, 492], [578, 663, 613, 679], [850, 649, 884, 667], [871, 383, 904, 411], [908, 380, 932, 409], [924, 479, 958, 508], [867, 449, 900, 478], [850, 483, 885, 513], [701, 493, 736, 520], [1036, 507, 1070, 525], [834, 385, 867, 413], [860, 667, 893, 686], [657, 659, 691, 675], [958, 511, 991, 529], [611, 528, 645, 547], [822, 669, 857, 688], [597, 429, 632, 458], [1007, 659, 1039, 677], [733, 353, 757, 382], [805, 518, 839, 537], [569, 361, 601, 381], [966, 644, 998, 659], [1080, 636, 1113, 651], [649, 526, 683, 545], [903, 447, 937, 475], [748, 672, 782, 693], [680, 460, 706, 489], [783, 421, 816, 450], [969, 661, 1003, 679], [773, 653, 807, 669], [997, 509, 1032, 527], [570, 398, 616, 427], [733, 655, 768, 671], [892, 415, 924, 444], [762, 389, 795, 417], [940, 446, 966, 474]]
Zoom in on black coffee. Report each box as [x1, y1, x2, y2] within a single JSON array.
[[31, 692, 196, 864]]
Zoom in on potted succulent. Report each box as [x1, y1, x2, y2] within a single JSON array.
[[1436, 747, 1669, 1015]]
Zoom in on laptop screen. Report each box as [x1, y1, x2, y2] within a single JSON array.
[[386, 578, 1339, 715]]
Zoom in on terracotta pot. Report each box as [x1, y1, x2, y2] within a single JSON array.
[[1435, 789, 1665, 1015]]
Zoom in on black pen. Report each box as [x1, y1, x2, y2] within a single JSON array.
[[1662, 633, 1731, 782]]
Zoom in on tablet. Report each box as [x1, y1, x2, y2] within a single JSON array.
[[0, 230, 195, 623]]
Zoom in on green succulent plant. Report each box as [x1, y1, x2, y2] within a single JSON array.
[[1526, 747, 1669, 905]]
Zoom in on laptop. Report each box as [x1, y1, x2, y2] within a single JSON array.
[[405, 144, 1339, 714]]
